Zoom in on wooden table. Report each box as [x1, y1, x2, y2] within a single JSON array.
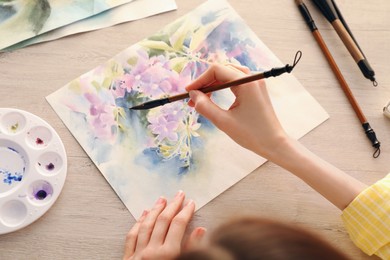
[[1, 1, 389, 259]]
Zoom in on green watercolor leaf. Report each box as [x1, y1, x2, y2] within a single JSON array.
[[148, 33, 170, 45], [170, 20, 191, 51], [189, 13, 225, 51], [169, 57, 188, 73], [102, 77, 112, 89], [127, 56, 138, 66], [91, 81, 101, 90], [68, 79, 82, 93], [26, 0, 51, 34], [165, 17, 186, 36], [139, 40, 175, 52]]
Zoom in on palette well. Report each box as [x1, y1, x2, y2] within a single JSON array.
[[0, 108, 67, 235]]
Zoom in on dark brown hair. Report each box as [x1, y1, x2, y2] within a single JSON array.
[[177, 217, 350, 260]]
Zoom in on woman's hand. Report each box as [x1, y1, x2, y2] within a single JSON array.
[[123, 191, 206, 260], [186, 64, 288, 161], [186, 64, 367, 210]]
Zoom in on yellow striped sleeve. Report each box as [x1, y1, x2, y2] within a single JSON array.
[[341, 174, 390, 259]]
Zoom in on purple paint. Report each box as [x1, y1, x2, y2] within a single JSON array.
[[35, 190, 47, 200], [31, 180, 53, 201], [46, 163, 55, 171]]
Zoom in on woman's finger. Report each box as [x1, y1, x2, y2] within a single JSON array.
[[149, 190, 186, 246], [188, 90, 231, 129], [224, 64, 252, 97], [123, 210, 149, 260], [164, 200, 196, 250], [185, 64, 245, 92], [185, 226, 207, 250], [135, 197, 167, 252], [225, 63, 251, 74]]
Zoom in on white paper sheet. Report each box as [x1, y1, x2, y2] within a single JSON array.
[[3, 0, 177, 51]]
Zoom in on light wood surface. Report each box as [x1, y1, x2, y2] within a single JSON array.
[[1, 1, 389, 259]]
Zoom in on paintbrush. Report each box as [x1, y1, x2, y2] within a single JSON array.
[[295, 0, 380, 157], [311, 0, 376, 86], [130, 51, 302, 110]]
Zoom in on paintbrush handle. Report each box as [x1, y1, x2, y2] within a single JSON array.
[[169, 72, 266, 102], [311, 30, 366, 123], [331, 19, 363, 62], [131, 51, 302, 110], [310, 0, 376, 84], [169, 54, 303, 103]]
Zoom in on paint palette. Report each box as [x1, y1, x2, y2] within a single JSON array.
[[0, 108, 67, 235]]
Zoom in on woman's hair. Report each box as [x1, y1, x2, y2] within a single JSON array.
[[177, 217, 350, 260]]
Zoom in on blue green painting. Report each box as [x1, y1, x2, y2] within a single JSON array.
[[0, 0, 134, 50]]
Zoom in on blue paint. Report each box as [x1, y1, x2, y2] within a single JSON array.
[[1, 169, 23, 185], [7, 146, 18, 153], [1, 147, 25, 185]]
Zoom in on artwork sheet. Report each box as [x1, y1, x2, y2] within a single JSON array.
[[2, 0, 178, 51], [47, 0, 329, 218], [0, 0, 134, 50]]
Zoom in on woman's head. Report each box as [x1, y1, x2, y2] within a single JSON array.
[[178, 217, 350, 260]]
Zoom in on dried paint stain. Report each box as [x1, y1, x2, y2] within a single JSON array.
[[46, 163, 55, 171], [35, 190, 47, 200], [1, 147, 25, 185], [32, 181, 53, 201], [10, 123, 19, 132], [1, 169, 23, 185], [36, 138, 44, 145]]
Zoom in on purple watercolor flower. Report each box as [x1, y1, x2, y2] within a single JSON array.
[[84, 90, 117, 141], [129, 52, 191, 99], [160, 102, 185, 122], [148, 114, 179, 142]]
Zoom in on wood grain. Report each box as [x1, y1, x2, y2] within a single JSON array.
[[0, 1, 389, 259]]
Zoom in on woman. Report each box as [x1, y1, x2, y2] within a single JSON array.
[[122, 64, 389, 260]]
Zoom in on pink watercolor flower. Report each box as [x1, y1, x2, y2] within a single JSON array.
[[118, 74, 134, 92]]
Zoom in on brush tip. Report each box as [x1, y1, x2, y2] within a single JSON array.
[[129, 104, 144, 110]]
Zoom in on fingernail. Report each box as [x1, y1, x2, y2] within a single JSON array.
[[189, 90, 198, 102], [186, 199, 194, 207], [138, 210, 148, 221], [175, 190, 184, 198], [155, 196, 165, 206], [195, 227, 206, 238]]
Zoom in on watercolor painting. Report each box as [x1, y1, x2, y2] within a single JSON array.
[[47, 0, 329, 218], [0, 0, 134, 50], [2, 0, 177, 51]]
